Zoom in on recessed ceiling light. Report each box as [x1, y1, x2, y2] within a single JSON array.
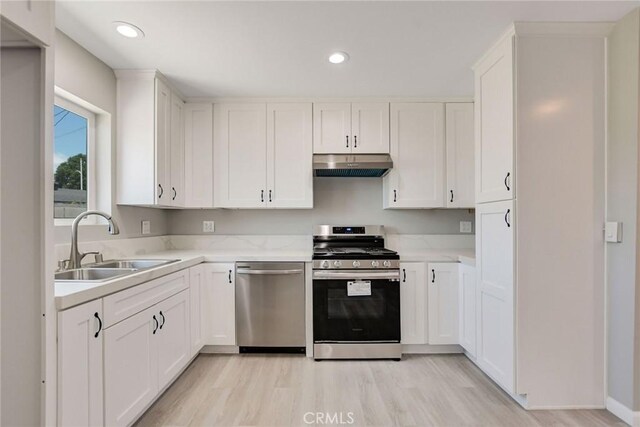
[[329, 52, 349, 64], [113, 21, 145, 39]]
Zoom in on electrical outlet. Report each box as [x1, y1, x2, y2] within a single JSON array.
[[460, 221, 472, 233], [141, 220, 151, 235], [203, 221, 215, 233]]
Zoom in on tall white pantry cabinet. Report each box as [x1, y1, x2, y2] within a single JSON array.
[[473, 23, 608, 408]]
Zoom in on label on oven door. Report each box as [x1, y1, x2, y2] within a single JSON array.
[[347, 280, 372, 296]]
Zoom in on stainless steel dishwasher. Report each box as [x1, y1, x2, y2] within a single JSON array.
[[235, 262, 306, 353]]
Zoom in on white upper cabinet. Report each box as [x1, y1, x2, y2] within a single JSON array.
[[351, 102, 390, 153], [476, 200, 514, 393], [384, 103, 445, 208], [57, 300, 104, 427], [266, 103, 313, 208], [427, 263, 459, 345], [313, 102, 390, 154], [446, 103, 475, 208], [184, 103, 214, 208], [214, 103, 268, 208], [474, 35, 514, 204], [400, 262, 427, 345], [116, 71, 185, 207], [214, 102, 313, 209]]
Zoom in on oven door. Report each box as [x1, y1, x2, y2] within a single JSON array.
[[313, 270, 400, 343]]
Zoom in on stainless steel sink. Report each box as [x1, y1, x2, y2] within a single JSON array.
[[88, 259, 179, 270], [55, 268, 138, 282]]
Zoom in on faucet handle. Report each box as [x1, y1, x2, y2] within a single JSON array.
[[79, 251, 102, 266], [57, 259, 69, 272], [94, 253, 104, 263]]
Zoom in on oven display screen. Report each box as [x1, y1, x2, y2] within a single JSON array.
[[333, 226, 365, 234]]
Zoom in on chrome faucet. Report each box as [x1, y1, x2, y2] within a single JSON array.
[[68, 210, 120, 269]]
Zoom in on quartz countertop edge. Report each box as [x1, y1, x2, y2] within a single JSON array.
[[399, 249, 476, 266]]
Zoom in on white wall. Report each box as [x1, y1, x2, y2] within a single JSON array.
[[169, 178, 474, 235], [607, 8, 640, 412], [54, 30, 168, 244]]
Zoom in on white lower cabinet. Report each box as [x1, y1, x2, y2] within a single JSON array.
[[189, 264, 205, 355], [427, 263, 459, 345], [201, 263, 236, 345], [400, 262, 427, 344], [57, 300, 104, 427], [458, 263, 477, 357], [156, 291, 190, 389]]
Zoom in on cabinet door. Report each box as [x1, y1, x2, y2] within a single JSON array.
[[266, 103, 313, 208], [313, 103, 351, 153], [446, 103, 475, 208], [475, 36, 514, 204], [156, 290, 190, 390], [201, 263, 236, 345], [351, 102, 390, 154], [57, 300, 103, 427], [476, 200, 515, 393], [169, 92, 185, 207], [104, 305, 159, 427], [459, 263, 477, 357], [184, 103, 214, 208], [189, 265, 205, 356], [427, 263, 459, 345], [155, 79, 172, 205], [400, 262, 427, 344], [214, 103, 267, 208], [384, 103, 445, 208]]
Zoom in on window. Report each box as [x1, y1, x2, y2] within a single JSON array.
[[53, 97, 95, 222]]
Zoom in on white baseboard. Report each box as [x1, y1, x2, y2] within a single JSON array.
[[402, 344, 464, 354], [607, 396, 640, 426]]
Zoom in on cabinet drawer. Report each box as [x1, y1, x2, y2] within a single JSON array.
[[103, 270, 189, 328]]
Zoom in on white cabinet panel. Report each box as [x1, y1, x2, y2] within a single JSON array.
[[57, 300, 103, 427], [189, 265, 205, 356], [352, 102, 389, 153], [104, 305, 159, 427], [475, 36, 514, 204], [156, 290, 190, 390], [313, 102, 351, 153], [184, 103, 214, 208], [266, 103, 313, 208], [446, 103, 475, 208], [201, 263, 236, 345], [169, 93, 185, 206], [384, 103, 445, 208], [214, 103, 267, 208], [458, 263, 477, 357], [400, 262, 427, 345], [427, 263, 459, 345], [155, 78, 172, 204], [476, 200, 514, 393]]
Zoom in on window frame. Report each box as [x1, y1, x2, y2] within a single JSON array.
[[53, 95, 97, 226]]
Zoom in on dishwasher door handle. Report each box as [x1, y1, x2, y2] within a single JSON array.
[[236, 269, 303, 275]]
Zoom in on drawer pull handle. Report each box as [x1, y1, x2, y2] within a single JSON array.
[[504, 172, 511, 191], [505, 209, 511, 228]]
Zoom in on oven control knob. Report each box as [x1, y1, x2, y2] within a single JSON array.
[[333, 260, 342, 268], [371, 260, 380, 268], [383, 260, 392, 268], [321, 260, 329, 269], [352, 260, 361, 268]]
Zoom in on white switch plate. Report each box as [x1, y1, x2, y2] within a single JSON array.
[[605, 221, 622, 243], [460, 221, 472, 233], [141, 220, 151, 235], [203, 221, 215, 233]]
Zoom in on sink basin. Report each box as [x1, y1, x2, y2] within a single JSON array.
[[88, 259, 179, 270], [55, 268, 137, 282]]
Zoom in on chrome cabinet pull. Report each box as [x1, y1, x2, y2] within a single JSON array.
[[505, 209, 511, 227], [158, 184, 164, 199], [504, 172, 511, 191], [94, 312, 102, 338]]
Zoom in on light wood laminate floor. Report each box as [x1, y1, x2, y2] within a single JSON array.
[[135, 354, 624, 427]]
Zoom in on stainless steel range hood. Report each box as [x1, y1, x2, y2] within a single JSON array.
[[313, 154, 393, 177]]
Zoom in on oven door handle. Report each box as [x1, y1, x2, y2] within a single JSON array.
[[313, 271, 400, 280], [236, 269, 303, 275]]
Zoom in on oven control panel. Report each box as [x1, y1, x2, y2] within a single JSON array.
[[313, 259, 400, 270]]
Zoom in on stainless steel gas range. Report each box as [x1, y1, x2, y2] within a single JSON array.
[[312, 225, 401, 360]]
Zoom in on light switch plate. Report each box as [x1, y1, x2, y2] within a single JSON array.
[[141, 220, 151, 235], [460, 221, 472, 233], [203, 221, 215, 233], [605, 221, 622, 243]]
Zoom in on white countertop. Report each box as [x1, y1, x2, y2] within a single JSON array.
[[55, 247, 474, 310]]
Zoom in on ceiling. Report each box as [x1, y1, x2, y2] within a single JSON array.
[[56, 1, 638, 98]]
